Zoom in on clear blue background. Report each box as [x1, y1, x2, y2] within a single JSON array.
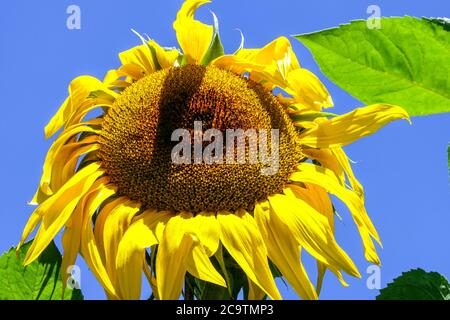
[[0, 0, 449, 300]]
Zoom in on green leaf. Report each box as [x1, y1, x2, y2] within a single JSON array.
[[377, 268, 450, 300], [0, 241, 83, 300], [295, 17, 450, 116]]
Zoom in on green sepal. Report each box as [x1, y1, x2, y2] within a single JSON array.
[[201, 12, 225, 66]]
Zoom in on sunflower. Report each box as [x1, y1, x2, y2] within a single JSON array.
[[18, 0, 409, 300]]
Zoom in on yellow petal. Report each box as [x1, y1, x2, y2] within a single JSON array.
[[243, 36, 296, 79], [94, 197, 128, 265], [35, 120, 101, 198], [331, 147, 364, 199], [148, 40, 180, 69], [286, 184, 334, 228], [45, 76, 114, 138], [153, 211, 220, 256], [50, 137, 99, 193], [119, 44, 156, 79], [62, 177, 110, 292], [273, 188, 354, 288], [254, 201, 317, 300], [61, 210, 83, 290], [213, 36, 330, 111], [268, 193, 360, 278], [212, 54, 265, 76], [155, 212, 222, 299], [17, 211, 42, 251], [59, 143, 100, 190], [173, 0, 213, 64], [65, 100, 112, 130], [234, 48, 260, 61], [79, 181, 119, 298], [23, 163, 105, 265], [29, 186, 51, 206], [217, 211, 281, 300], [103, 69, 123, 87], [101, 200, 141, 288], [293, 163, 379, 241], [186, 212, 220, 256], [116, 210, 172, 300], [143, 261, 159, 300], [316, 261, 327, 295], [118, 63, 145, 81], [285, 68, 333, 110], [186, 245, 226, 287], [299, 104, 410, 148], [291, 163, 381, 264], [302, 148, 344, 184], [212, 38, 292, 86], [248, 278, 266, 300], [235, 37, 299, 82], [285, 184, 349, 287], [156, 213, 196, 300]]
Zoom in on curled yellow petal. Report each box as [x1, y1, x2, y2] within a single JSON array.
[[119, 44, 155, 78], [331, 147, 365, 199], [148, 40, 180, 69], [285, 184, 348, 287], [118, 38, 178, 79], [45, 76, 114, 138], [186, 245, 226, 288], [116, 210, 172, 300], [61, 211, 83, 290], [285, 68, 333, 111], [217, 211, 281, 300], [173, 0, 213, 64], [94, 197, 129, 265], [59, 143, 100, 190], [80, 182, 119, 299], [23, 163, 105, 265], [254, 201, 317, 300], [291, 163, 381, 265], [213, 36, 332, 112], [156, 213, 196, 300], [302, 148, 344, 184], [268, 193, 360, 279], [17, 211, 42, 252], [155, 212, 223, 299], [240, 36, 297, 81], [316, 261, 327, 295], [299, 104, 410, 148], [184, 212, 220, 256], [34, 121, 101, 199], [101, 200, 141, 288], [213, 36, 295, 87]]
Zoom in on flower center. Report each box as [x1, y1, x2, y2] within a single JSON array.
[[99, 65, 302, 213]]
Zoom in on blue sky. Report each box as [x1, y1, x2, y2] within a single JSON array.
[[0, 0, 448, 300]]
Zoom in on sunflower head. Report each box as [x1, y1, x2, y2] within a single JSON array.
[[99, 64, 303, 213], [19, 0, 409, 300]]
